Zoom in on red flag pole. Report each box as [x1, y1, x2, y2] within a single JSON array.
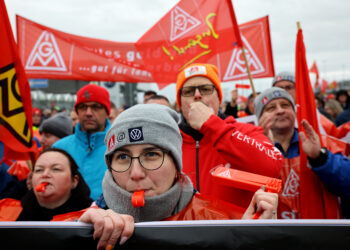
[[226, 0, 256, 97]]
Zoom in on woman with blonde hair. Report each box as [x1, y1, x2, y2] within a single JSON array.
[[325, 99, 343, 123]]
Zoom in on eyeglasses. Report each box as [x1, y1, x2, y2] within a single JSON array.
[[77, 103, 104, 112], [110, 149, 169, 173], [180, 85, 217, 97], [276, 85, 295, 91]]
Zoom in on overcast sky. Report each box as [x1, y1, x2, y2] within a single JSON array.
[[4, 0, 350, 101]]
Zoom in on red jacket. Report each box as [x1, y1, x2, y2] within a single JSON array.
[[0, 199, 22, 221], [166, 193, 244, 220], [53, 193, 245, 222], [181, 115, 283, 208]]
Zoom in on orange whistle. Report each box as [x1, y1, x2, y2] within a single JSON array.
[[132, 190, 145, 207], [211, 167, 282, 193], [36, 182, 48, 192]]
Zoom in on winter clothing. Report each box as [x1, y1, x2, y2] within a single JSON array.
[[180, 113, 283, 209], [39, 113, 73, 138], [164, 193, 244, 220], [254, 87, 295, 119], [75, 84, 111, 115], [0, 142, 28, 200], [99, 104, 244, 221], [52, 104, 246, 222], [275, 129, 346, 219], [336, 89, 350, 110], [53, 119, 111, 200], [32, 108, 42, 116], [272, 71, 295, 86], [101, 170, 193, 222], [105, 104, 183, 172], [95, 187, 244, 221], [0, 173, 92, 221], [336, 108, 350, 126], [224, 103, 238, 118], [176, 63, 223, 108]]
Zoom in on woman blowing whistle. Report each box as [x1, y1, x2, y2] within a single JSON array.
[[0, 148, 92, 221], [78, 104, 278, 250]]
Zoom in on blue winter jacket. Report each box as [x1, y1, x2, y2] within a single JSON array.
[[53, 119, 111, 200]]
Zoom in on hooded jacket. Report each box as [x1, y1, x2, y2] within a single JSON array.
[[53, 119, 111, 200]]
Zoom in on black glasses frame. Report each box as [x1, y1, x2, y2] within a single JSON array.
[[180, 84, 217, 97], [110, 149, 169, 173]]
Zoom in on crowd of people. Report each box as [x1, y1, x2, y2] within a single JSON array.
[[0, 63, 349, 249]]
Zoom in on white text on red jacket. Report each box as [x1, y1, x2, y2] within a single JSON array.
[[231, 131, 283, 160]]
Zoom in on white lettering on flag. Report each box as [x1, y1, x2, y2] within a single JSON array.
[[25, 31, 67, 71], [170, 6, 201, 42], [223, 36, 264, 81]]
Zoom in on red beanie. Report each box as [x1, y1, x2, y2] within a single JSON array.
[[75, 84, 111, 115], [32, 108, 42, 116]]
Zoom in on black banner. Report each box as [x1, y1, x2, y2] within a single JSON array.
[[1, 220, 350, 250]]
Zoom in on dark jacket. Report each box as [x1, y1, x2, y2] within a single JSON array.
[[16, 174, 92, 221]]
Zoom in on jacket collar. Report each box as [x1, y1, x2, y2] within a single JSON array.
[[75, 119, 111, 146]]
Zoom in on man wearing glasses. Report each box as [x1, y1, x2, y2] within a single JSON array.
[[53, 84, 111, 200], [175, 63, 283, 209]]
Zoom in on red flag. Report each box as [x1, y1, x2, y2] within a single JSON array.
[[0, 1, 37, 161], [136, 0, 243, 84], [321, 79, 328, 93], [17, 15, 153, 83], [235, 84, 250, 89], [328, 80, 337, 89], [18, 14, 274, 90], [309, 61, 319, 89], [156, 15, 275, 89], [295, 26, 340, 218]]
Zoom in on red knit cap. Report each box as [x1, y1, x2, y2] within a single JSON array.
[[32, 108, 42, 116], [176, 63, 223, 108], [74, 84, 111, 115]]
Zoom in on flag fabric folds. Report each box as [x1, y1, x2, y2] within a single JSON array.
[[18, 13, 275, 88], [321, 79, 329, 93], [0, 0, 37, 161], [309, 61, 319, 89], [16, 15, 153, 83], [136, 0, 246, 84], [295, 26, 340, 219]]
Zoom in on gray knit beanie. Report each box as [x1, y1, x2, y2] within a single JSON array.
[[39, 113, 73, 138], [254, 87, 295, 119], [104, 104, 182, 171], [272, 71, 295, 86]]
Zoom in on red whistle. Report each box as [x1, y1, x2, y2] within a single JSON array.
[[131, 190, 145, 207], [36, 182, 48, 192]]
